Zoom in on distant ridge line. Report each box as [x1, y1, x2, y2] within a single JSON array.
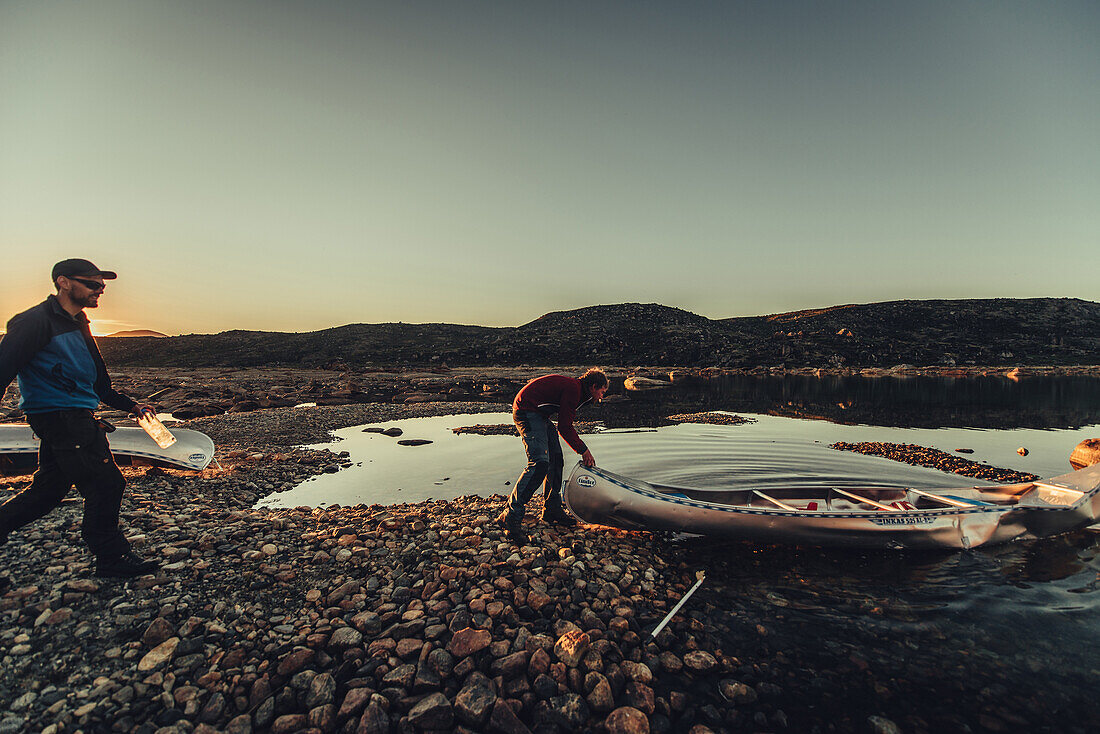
[[95, 297, 1100, 369]]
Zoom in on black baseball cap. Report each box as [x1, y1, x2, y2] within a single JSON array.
[[51, 259, 118, 282]]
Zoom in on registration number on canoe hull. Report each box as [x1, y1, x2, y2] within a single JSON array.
[[868, 515, 936, 526]]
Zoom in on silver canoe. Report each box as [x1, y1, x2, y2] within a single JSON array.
[[0, 424, 215, 473], [562, 461, 1100, 549]]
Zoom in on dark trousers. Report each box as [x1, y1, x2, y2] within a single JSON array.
[[0, 409, 130, 559], [506, 409, 565, 518]]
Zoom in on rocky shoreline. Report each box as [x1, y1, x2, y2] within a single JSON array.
[[0, 402, 765, 734], [4, 391, 1100, 733]]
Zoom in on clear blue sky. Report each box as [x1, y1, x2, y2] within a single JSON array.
[[1, 0, 1097, 335]]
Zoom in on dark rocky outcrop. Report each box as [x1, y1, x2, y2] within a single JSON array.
[[97, 298, 1100, 369]]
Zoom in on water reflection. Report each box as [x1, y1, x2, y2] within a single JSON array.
[[598, 374, 1100, 430], [995, 532, 1098, 585], [675, 531, 1100, 730], [682, 531, 1100, 611]]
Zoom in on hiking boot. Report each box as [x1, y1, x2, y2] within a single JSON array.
[[541, 503, 578, 526], [497, 509, 529, 545], [95, 551, 160, 579]]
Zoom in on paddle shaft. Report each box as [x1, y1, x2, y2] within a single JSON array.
[[648, 572, 706, 639]]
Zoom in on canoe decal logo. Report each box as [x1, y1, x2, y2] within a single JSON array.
[[188, 453, 206, 462], [577, 475, 596, 487], [869, 515, 936, 526]]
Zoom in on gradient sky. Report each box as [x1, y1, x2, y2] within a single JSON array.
[[2, 1, 1097, 336]]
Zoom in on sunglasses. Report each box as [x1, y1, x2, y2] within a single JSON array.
[[68, 277, 106, 292]]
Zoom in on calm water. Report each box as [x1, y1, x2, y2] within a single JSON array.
[[261, 376, 1100, 731], [261, 412, 1098, 508]]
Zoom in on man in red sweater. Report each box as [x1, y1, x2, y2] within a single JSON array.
[[498, 368, 609, 544]]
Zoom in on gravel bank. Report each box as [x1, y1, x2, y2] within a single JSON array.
[[830, 441, 1040, 483], [0, 402, 758, 734]]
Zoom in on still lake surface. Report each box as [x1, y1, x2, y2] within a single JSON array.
[[264, 375, 1100, 731]]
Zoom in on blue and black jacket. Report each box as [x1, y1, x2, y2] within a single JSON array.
[[0, 295, 137, 414]]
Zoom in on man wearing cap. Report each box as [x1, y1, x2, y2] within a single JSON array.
[[0, 259, 160, 587]]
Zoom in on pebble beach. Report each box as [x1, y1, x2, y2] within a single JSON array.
[[3, 398, 1100, 734], [1, 402, 751, 734]]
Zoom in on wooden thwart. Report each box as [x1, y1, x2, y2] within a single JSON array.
[[752, 490, 798, 511], [907, 488, 980, 508], [831, 487, 900, 511]]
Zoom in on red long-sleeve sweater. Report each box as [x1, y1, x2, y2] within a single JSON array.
[[512, 374, 593, 454]]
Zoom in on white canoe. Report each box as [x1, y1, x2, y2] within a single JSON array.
[[0, 424, 215, 473], [562, 461, 1100, 549]]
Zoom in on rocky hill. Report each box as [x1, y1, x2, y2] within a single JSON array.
[[97, 298, 1100, 369]]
